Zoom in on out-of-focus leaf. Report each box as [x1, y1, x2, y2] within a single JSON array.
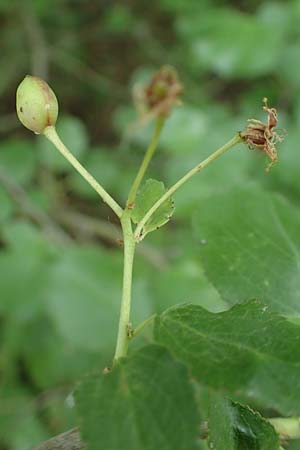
[[103, 4, 134, 33], [160, 106, 208, 153], [287, 441, 300, 450], [154, 300, 300, 414], [69, 147, 125, 199], [0, 186, 14, 222], [257, 1, 293, 34], [193, 186, 300, 315], [76, 344, 202, 450], [179, 9, 284, 78], [45, 246, 122, 353], [0, 384, 48, 450], [164, 109, 252, 219], [27, 188, 51, 212], [280, 44, 300, 85], [21, 318, 100, 389], [151, 258, 226, 313], [0, 139, 36, 184], [0, 222, 56, 320], [209, 394, 279, 450], [132, 179, 174, 239], [1, 221, 56, 254], [45, 246, 153, 353]]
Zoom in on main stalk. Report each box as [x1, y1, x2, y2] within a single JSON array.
[[113, 211, 136, 362]]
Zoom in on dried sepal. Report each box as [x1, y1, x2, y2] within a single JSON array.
[[240, 98, 285, 172]]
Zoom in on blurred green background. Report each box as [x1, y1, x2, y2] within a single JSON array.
[[1, 0, 300, 449]]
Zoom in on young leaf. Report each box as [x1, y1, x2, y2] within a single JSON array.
[[154, 300, 300, 414], [193, 186, 300, 316], [75, 344, 202, 450], [131, 179, 174, 239], [209, 394, 279, 450]]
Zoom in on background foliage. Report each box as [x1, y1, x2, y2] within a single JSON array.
[[1, 0, 300, 449]]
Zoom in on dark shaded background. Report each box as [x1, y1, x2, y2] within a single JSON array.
[[0, 1, 300, 449]]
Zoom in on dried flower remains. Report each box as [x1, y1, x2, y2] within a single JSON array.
[[133, 65, 183, 127], [144, 65, 183, 115], [240, 98, 285, 172]]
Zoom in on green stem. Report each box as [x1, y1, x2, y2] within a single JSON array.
[[134, 134, 242, 241], [132, 314, 157, 338], [113, 211, 136, 361], [126, 116, 165, 208], [43, 126, 123, 218], [269, 417, 300, 440]]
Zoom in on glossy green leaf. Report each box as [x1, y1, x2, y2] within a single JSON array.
[[76, 344, 202, 450], [131, 179, 174, 239], [154, 300, 300, 414], [209, 394, 279, 450], [193, 186, 300, 315]]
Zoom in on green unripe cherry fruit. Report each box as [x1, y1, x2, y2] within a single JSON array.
[[16, 75, 58, 134]]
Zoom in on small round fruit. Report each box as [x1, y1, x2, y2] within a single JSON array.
[[16, 75, 58, 134]]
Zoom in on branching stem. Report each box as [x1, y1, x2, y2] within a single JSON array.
[[134, 134, 242, 241], [113, 211, 136, 362]]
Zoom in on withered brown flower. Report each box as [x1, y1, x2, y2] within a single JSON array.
[[133, 66, 183, 125], [144, 65, 183, 115], [240, 98, 285, 172]]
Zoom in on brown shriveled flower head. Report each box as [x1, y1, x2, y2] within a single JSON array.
[[240, 98, 285, 172], [143, 65, 183, 117]]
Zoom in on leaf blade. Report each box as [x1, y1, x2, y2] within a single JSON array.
[[209, 394, 280, 450], [132, 179, 174, 238], [75, 344, 202, 450], [154, 300, 300, 414], [193, 186, 300, 315]]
